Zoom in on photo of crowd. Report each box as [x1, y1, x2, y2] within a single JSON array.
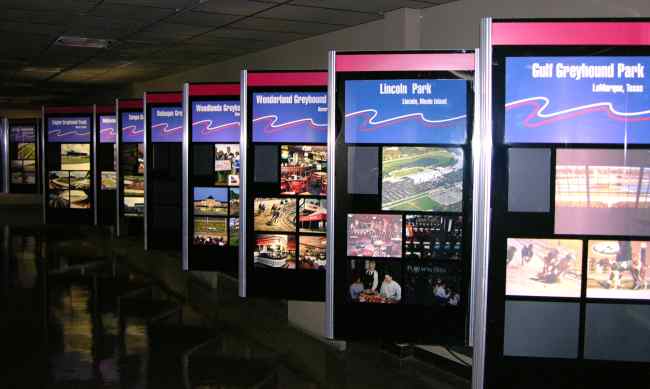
[[193, 187, 228, 216], [402, 263, 462, 306], [506, 238, 583, 298], [298, 198, 327, 233], [254, 234, 296, 269], [348, 260, 402, 303], [298, 235, 326, 270], [346, 214, 402, 258], [280, 145, 327, 196], [214, 144, 240, 186], [382, 147, 463, 212], [254, 197, 296, 232], [587, 240, 650, 299], [405, 215, 463, 260], [193, 217, 227, 246]]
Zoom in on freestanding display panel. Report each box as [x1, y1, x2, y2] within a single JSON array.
[[182, 82, 241, 274], [115, 98, 144, 238], [1, 117, 7, 193], [478, 19, 650, 389], [240, 71, 328, 301], [7, 118, 40, 194], [144, 91, 183, 251], [94, 105, 116, 227], [42, 106, 94, 225], [327, 51, 476, 343]]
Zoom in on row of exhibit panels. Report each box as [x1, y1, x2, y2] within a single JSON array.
[[0, 117, 41, 194], [37, 17, 650, 388]]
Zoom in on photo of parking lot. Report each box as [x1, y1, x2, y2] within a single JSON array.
[[381, 147, 463, 212]]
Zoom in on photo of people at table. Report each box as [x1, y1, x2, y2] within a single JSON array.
[[348, 260, 402, 304], [405, 215, 463, 260], [280, 145, 327, 196], [347, 214, 402, 258]]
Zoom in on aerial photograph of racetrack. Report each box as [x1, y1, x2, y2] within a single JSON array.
[[254, 197, 296, 232], [382, 147, 463, 212]]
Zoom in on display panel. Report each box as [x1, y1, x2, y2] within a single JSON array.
[[47, 117, 91, 142], [506, 238, 583, 298], [251, 91, 327, 143], [121, 112, 144, 143], [381, 147, 463, 212], [587, 240, 650, 299], [151, 106, 183, 142], [9, 129, 37, 187], [344, 79, 467, 144], [99, 115, 116, 143], [554, 149, 650, 236], [11, 126, 36, 143], [506, 56, 650, 144], [192, 100, 240, 142]]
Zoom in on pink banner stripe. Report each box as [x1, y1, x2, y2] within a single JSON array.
[[189, 83, 239, 97], [118, 99, 143, 110], [45, 106, 93, 114], [493, 21, 650, 46], [336, 53, 475, 72], [95, 105, 114, 114], [248, 71, 327, 86], [146, 92, 181, 104]]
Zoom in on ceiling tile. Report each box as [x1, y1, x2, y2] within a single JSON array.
[[0, 8, 73, 25], [103, 0, 192, 9], [230, 17, 340, 35], [141, 22, 214, 38], [256, 4, 379, 26], [0, 21, 67, 36], [89, 3, 177, 22], [289, 0, 439, 13], [3, 0, 97, 13], [193, 28, 305, 43], [192, 0, 277, 16], [165, 10, 240, 27]]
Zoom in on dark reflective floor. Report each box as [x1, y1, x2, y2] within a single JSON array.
[[0, 222, 469, 389]]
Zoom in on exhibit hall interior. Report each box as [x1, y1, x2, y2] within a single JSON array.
[[2, 1, 650, 388]]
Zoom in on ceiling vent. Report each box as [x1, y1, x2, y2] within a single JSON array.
[[54, 36, 112, 49]]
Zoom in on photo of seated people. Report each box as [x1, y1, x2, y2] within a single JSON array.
[[348, 260, 402, 304], [403, 263, 462, 306]]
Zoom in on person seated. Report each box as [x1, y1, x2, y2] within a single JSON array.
[[379, 274, 402, 303], [349, 275, 364, 301]]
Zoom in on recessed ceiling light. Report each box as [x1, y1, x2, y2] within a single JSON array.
[[54, 36, 112, 49]]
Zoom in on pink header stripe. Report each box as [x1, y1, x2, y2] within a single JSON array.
[[189, 83, 239, 97], [146, 92, 181, 104], [45, 106, 93, 114], [118, 99, 143, 110], [493, 21, 650, 46], [95, 105, 114, 114], [248, 71, 327, 87], [336, 53, 475, 72]]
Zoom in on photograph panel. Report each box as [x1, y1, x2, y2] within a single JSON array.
[[60, 144, 90, 171], [214, 144, 240, 186], [405, 215, 463, 260], [298, 198, 327, 234], [48, 171, 70, 208], [124, 196, 144, 217], [193, 217, 227, 246], [229, 218, 239, 247], [298, 235, 326, 270], [280, 145, 327, 196], [346, 214, 402, 258], [254, 234, 296, 269], [253, 198, 296, 232], [382, 147, 463, 212], [229, 188, 240, 217], [506, 238, 583, 298], [124, 175, 144, 197], [193, 187, 228, 216], [69, 171, 91, 209], [101, 171, 116, 190], [587, 240, 650, 300], [348, 260, 402, 303]]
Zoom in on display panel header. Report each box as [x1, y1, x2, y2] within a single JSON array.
[[99, 115, 116, 143], [336, 52, 475, 72], [344, 79, 467, 144], [251, 91, 327, 143], [189, 83, 239, 97], [118, 99, 143, 110], [151, 106, 183, 142], [493, 21, 650, 46], [146, 92, 181, 104], [47, 116, 91, 142], [248, 71, 327, 87], [506, 56, 650, 144], [192, 100, 240, 142], [10, 126, 36, 142], [121, 112, 144, 143]]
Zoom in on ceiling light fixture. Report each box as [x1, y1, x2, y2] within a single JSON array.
[[54, 36, 113, 49]]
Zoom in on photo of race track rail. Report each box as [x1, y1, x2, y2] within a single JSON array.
[[382, 147, 463, 212], [254, 197, 296, 232]]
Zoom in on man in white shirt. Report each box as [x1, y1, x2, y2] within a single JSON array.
[[380, 274, 402, 303]]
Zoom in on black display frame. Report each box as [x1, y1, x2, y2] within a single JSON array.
[[8, 118, 39, 194], [332, 63, 475, 344], [186, 87, 241, 274], [43, 110, 94, 225], [95, 110, 117, 227], [485, 21, 650, 389], [243, 81, 328, 301], [145, 93, 183, 251]]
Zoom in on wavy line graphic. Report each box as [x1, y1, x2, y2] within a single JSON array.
[[123, 125, 144, 136], [100, 128, 116, 135], [192, 119, 239, 136], [505, 96, 650, 128], [252, 115, 326, 134], [48, 129, 90, 138], [151, 122, 182, 135], [345, 109, 466, 132]]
